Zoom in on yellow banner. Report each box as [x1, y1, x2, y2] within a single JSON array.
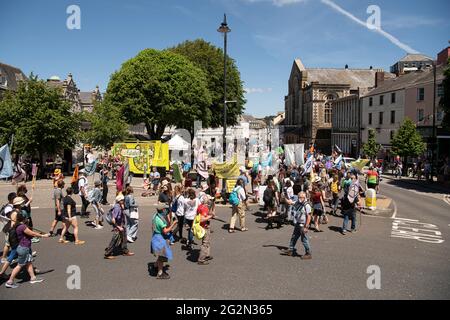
[[351, 159, 370, 171], [212, 155, 239, 179], [112, 141, 169, 174], [226, 179, 237, 193]]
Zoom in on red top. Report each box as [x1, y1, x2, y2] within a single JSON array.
[[312, 191, 322, 204], [197, 204, 210, 228]]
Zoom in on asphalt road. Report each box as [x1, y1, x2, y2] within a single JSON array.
[[0, 178, 449, 300]]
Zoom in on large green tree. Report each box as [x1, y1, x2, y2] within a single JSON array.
[[362, 128, 381, 160], [168, 39, 246, 128], [106, 48, 212, 140], [0, 74, 80, 166], [391, 118, 426, 158], [440, 58, 450, 129], [83, 101, 130, 151]]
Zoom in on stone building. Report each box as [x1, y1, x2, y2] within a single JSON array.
[[79, 86, 102, 113], [284, 58, 391, 153], [0, 62, 27, 99], [46, 73, 83, 112], [390, 53, 434, 76]]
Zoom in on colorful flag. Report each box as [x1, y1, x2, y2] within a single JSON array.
[[212, 155, 239, 179], [303, 155, 314, 175], [351, 159, 370, 171], [85, 159, 98, 176], [0, 144, 13, 179], [71, 164, 79, 184]]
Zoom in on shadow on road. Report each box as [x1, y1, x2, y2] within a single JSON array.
[[384, 178, 449, 195], [328, 226, 342, 233]]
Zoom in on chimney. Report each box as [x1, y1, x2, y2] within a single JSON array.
[[375, 71, 385, 88], [437, 46, 450, 66]]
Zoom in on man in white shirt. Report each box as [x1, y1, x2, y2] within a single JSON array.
[[78, 171, 90, 218]]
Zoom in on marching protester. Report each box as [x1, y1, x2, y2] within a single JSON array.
[[78, 170, 90, 219], [228, 178, 248, 233], [16, 185, 38, 243], [100, 165, 110, 205], [52, 169, 64, 188], [1, 192, 16, 264], [104, 194, 134, 259], [184, 188, 200, 249], [150, 167, 160, 194], [264, 181, 280, 229], [329, 174, 341, 216], [196, 195, 215, 265], [151, 204, 177, 279], [341, 173, 361, 235], [172, 185, 186, 242], [365, 164, 379, 192], [124, 186, 139, 243], [48, 180, 65, 237], [311, 183, 326, 232], [4, 211, 49, 289], [59, 187, 85, 245], [284, 191, 312, 259]]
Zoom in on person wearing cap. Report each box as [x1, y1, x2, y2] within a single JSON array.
[[104, 193, 134, 259], [78, 170, 90, 218], [90, 180, 104, 230], [196, 195, 215, 265], [151, 204, 177, 279], [48, 180, 65, 237], [5, 209, 50, 289]]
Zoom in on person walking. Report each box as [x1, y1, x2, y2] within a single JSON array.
[[100, 165, 110, 205], [151, 205, 177, 279], [104, 194, 135, 259], [341, 174, 360, 235], [90, 180, 104, 229], [264, 182, 280, 229], [150, 167, 160, 194], [59, 187, 85, 245], [124, 186, 139, 243], [197, 195, 215, 265], [4, 212, 50, 289], [172, 185, 186, 242], [1, 192, 16, 264], [48, 180, 65, 237], [229, 178, 248, 233], [329, 174, 341, 216], [78, 170, 90, 219], [184, 188, 200, 249], [365, 165, 379, 191], [284, 191, 312, 259], [311, 184, 326, 232]]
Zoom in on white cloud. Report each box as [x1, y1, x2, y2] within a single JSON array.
[[244, 87, 273, 94], [320, 0, 420, 54]]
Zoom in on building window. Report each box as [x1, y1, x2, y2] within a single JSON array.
[[417, 88, 425, 101], [324, 103, 332, 124], [390, 130, 395, 140], [391, 92, 396, 104], [369, 97, 373, 107], [438, 84, 444, 98], [368, 113, 372, 125], [379, 112, 384, 125], [391, 110, 395, 124], [437, 111, 444, 121], [417, 109, 424, 122], [380, 95, 384, 105]]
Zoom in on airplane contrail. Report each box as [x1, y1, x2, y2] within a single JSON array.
[[321, 0, 420, 54]]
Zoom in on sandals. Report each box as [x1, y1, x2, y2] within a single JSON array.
[[241, 228, 249, 232], [228, 229, 236, 233], [58, 239, 69, 244]]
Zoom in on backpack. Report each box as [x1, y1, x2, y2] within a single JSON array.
[[293, 201, 311, 225], [8, 225, 20, 249], [228, 187, 241, 206]]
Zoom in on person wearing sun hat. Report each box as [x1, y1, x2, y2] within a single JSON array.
[[52, 168, 64, 188], [151, 203, 177, 279], [104, 193, 134, 259]]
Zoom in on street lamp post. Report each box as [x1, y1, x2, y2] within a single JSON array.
[[218, 14, 231, 196]]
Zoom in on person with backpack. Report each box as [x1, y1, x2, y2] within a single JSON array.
[[283, 191, 312, 260], [48, 180, 65, 237], [1, 192, 16, 264], [5, 209, 50, 289], [151, 204, 177, 279], [228, 178, 248, 233], [341, 174, 360, 235], [264, 181, 280, 229], [196, 195, 215, 265], [104, 194, 134, 259], [59, 187, 85, 245], [124, 186, 139, 243], [78, 170, 90, 219]]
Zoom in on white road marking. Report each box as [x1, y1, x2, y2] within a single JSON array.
[[391, 218, 444, 244], [390, 198, 398, 219], [444, 196, 450, 206]]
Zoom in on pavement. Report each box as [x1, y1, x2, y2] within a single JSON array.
[[0, 177, 449, 300]]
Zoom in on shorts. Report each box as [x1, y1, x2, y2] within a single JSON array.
[[367, 182, 377, 190], [7, 247, 18, 263], [54, 208, 64, 222], [313, 203, 323, 216], [16, 246, 33, 266]]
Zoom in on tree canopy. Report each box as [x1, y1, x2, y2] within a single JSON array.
[[0, 74, 80, 163], [168, 39, 246, 128], [83, 100, 130, 151], [105, 48, 212, 140], [362, 128, 381, 160], [391, 118, 426, 158]]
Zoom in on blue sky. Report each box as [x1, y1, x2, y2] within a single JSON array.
[[1, 0, 449, 117]]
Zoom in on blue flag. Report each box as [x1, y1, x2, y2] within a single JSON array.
[[0, 144, 13, 179]]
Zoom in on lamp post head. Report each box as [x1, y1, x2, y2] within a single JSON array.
[[218, 14, 231, 33]]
